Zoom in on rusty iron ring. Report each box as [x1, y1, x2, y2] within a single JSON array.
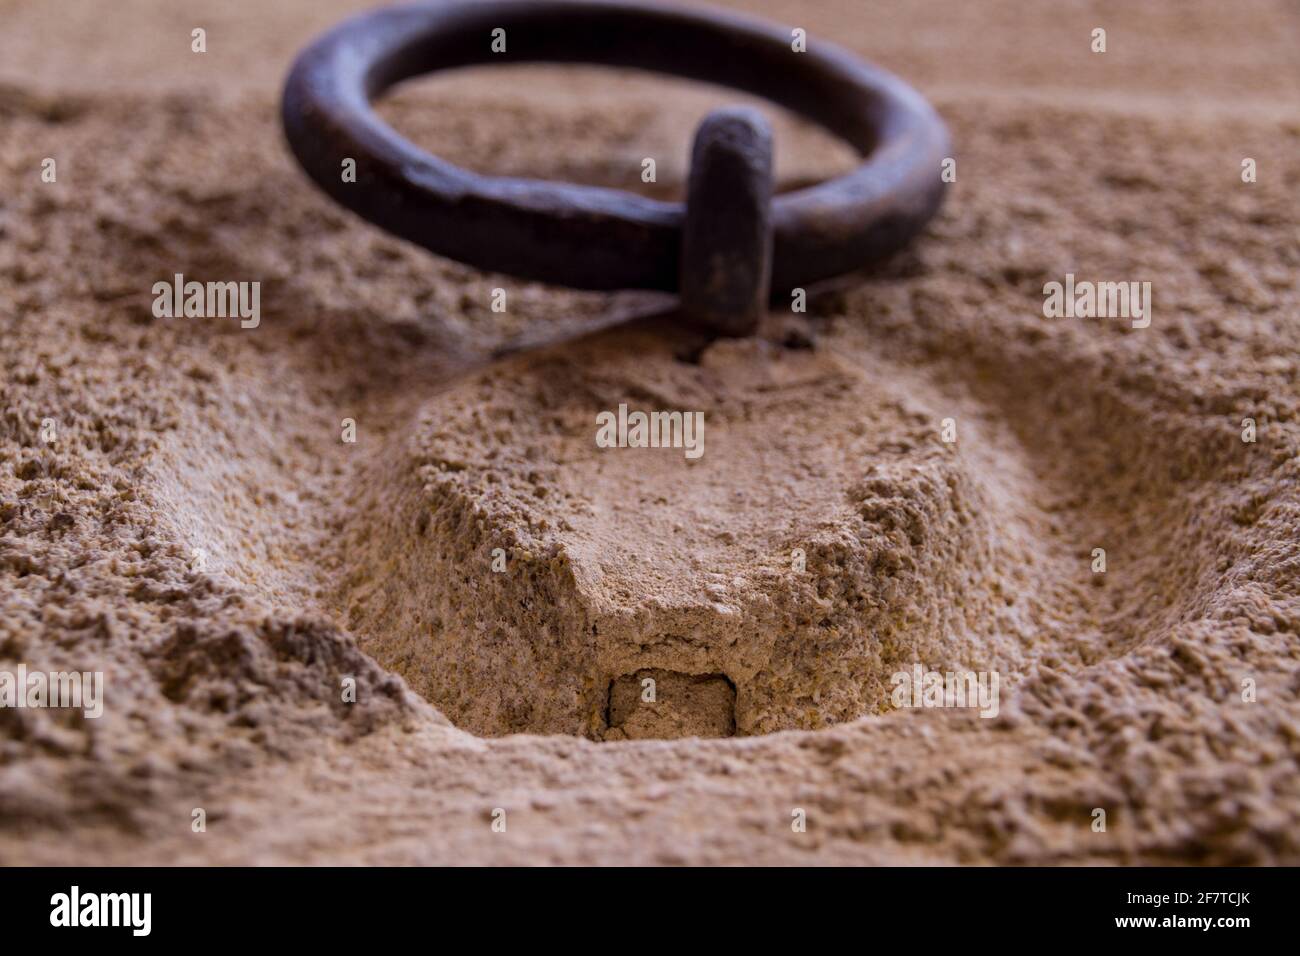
[[282, 0, 950, 333]]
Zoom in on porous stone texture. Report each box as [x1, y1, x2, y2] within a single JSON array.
[[1, 0, 1298, 865], [340, 324, 1038, 739], [607, 670, 736, 740]]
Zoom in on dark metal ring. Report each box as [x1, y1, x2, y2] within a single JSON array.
[[282, 0, 950, 328]]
